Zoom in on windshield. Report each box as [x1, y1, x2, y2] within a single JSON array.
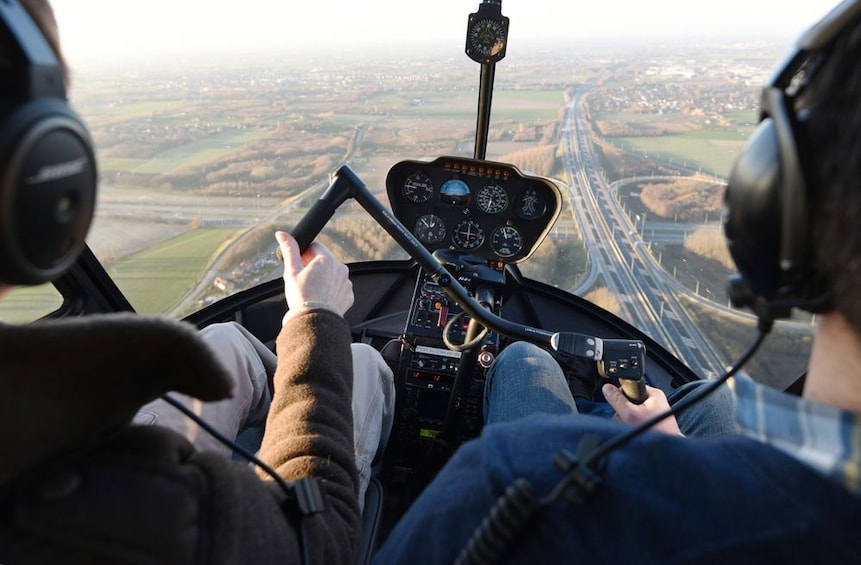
[[3, 0, 837, 390]]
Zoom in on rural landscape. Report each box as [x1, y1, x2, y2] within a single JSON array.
[[3, 39, 813, 384]]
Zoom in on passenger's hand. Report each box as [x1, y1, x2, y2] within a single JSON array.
[[603, 383, 683, 436], [275, 231, 354, 320]]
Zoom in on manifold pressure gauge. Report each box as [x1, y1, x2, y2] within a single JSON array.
[[465, 2, 509, 64]]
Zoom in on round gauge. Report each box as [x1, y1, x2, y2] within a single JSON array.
[[490, 225, 523, 258], [440, 179, 471, 206], [476, 184, 508, 214], [515, 187, 547, 220], [403, 171, 434, 204], [469, 19, 505, 57], [467, 17, 508, 62], [452, 219, 485, 250], [414, 214, 447, 245]]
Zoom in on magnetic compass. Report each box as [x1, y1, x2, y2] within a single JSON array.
[[465, 2, 509, 64]]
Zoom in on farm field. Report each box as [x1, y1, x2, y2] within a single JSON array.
[[615, 129, 752, 178], [103, 228, 241, 313], [0, 286, 64, 324]]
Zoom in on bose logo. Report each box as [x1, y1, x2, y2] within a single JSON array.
[[26, 157, 88, 185]]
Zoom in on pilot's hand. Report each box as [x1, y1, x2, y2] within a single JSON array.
[[603, 383, 683, 436], [275, 231, 354, 323]]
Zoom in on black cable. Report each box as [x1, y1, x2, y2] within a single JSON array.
[[299, 521, 311, 565], [161, 394, 294, 495], [454, 479, 540, 565], [442, 316, 485, 441], [160, 394, 312, 565]]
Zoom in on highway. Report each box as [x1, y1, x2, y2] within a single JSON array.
[[562, 87, 726, 379]]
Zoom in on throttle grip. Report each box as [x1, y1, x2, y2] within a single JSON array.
[[619, 377, 648, 405], [596, 339, 648, 405]]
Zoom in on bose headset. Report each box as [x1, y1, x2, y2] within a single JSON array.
[[723, 0, 861, 319], [0, 0, 96, 286]]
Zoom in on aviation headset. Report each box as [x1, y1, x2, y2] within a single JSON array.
[[0, 0, 96, 286], [723, 0, 861, 318]]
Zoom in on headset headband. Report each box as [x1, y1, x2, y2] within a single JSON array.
[[0, 0, 65, 99]]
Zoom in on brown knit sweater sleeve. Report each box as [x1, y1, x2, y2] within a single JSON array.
[[256, 309, 360, 564]]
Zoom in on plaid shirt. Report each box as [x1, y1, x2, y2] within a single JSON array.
[[733, 373, 861, 496]]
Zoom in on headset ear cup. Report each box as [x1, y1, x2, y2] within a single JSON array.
[[724, 118, 783, 302], [0, 99, 97, 285]]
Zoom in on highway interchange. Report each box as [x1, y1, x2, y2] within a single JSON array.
[[562, 87, 727, 379]]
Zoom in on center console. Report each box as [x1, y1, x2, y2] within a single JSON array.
[[385, 255, 503, 489]]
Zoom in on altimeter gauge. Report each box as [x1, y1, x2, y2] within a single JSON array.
[[465, 2, 509, 64], [414, 214, 447, 245]]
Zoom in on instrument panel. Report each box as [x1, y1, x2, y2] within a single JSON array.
[[386, 156, 563, 263]]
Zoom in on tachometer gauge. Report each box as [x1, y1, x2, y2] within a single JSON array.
[[414, 214, 447, 245], [452, 219, 485, 250], [403, 171, 434, 204], [490, 225, 523, 258], [515, 187, 547, 220], [476, 184, 508, 214]]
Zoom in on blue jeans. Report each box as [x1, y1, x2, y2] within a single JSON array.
[[484, 341, 736, 437]]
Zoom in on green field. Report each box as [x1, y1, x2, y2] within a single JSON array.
[[134, 130, 271, 174], [594, 107, 759, 178], [372, 89, 563, 121], [491, 90, 565, 121], [80, 100, 189, 129], [0, 285, 64, 324], [105, 227, 240, 314], [616, 128, 753, 178]]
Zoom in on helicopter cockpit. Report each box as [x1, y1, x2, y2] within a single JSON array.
[[1, 0, 837, 561]]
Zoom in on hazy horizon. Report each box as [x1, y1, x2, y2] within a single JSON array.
[[52, 0, 839, 67]]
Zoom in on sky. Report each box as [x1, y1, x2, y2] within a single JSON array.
[[49, 0, 841, 64]]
